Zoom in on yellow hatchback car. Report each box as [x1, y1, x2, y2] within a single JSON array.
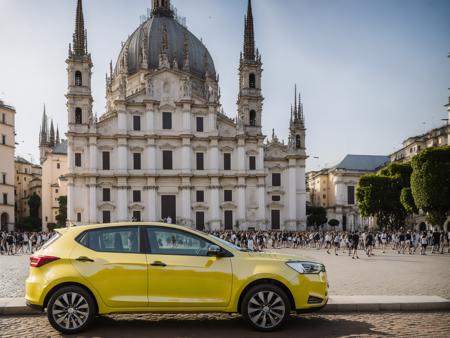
[[26, 223, 328, 333]]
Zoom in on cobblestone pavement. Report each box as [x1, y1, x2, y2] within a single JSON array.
[[2, 249, 449, 299], [1, 312, 450, 337], [279, 248, 450, 299]]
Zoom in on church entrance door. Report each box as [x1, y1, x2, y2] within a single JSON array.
[[224, 211, 233, 230], [161, 196, 176, 223], [271, 210, 280, 230]]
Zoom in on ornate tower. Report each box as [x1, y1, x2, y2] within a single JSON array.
[[39, 104, 49, 164], [67, 0, 93, 130], [152, 0, 173, 17], [237, 0, 263, 135], [288, 85, 306, 152]]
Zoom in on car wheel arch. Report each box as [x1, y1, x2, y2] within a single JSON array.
[[237, 278, 295, 314], [43, 282, 99, 314]]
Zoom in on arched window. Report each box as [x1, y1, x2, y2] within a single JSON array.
[[249, 110, 256, 126], [296, 135, 301, 149], [75, 108, 82, 124], [249, 73, 256, 89], [75, 71, 82, 86]]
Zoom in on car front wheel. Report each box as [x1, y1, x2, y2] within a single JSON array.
[[47, 285, 95, 334], [241, 284, 291, 331]]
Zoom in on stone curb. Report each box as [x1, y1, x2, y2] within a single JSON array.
[[1, 296, 449, 316]]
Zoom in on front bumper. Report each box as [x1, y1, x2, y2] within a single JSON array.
[[26, 301, 44, 312], [289, 271, 328, 311]]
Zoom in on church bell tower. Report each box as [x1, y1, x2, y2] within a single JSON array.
[[237, 0, 263, 135]]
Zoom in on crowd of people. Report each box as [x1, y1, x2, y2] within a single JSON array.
[[0, 231, 54, 255], [1, 227, 449, 258], [210, 229, 450, 258]]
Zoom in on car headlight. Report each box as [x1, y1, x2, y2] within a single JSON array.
[[286, 261, 325, 274]]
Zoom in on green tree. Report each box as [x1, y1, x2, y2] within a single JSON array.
[[411, 146, 450, 229], [27, 193, 41, 219], [328, 219, 340, 227], [356, 162, 414, 230], [55, 196, 67, 228], [306, 206, 327, 228]]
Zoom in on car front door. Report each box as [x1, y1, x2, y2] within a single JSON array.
[[70, 226, 148, 308], [145, 226, 233, 308]]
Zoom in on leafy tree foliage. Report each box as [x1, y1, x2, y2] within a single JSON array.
[[356, 162, 415, 229], [411, 146, 450, 228], [55, 196, 67, 228], [328, 219, 340, 227], [27, 193, 41, 219], [306, 206, 327, 228]]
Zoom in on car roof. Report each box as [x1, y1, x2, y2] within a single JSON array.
[[67, 222, 193, 232]]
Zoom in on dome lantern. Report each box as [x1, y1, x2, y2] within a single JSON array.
[[152, 0, 173, 18]]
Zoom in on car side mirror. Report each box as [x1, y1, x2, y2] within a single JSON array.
[[207, 245, 222, 257]]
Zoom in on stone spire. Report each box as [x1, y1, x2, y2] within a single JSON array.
[[39, 104, 48, 146], [72, 0, 87, 56], [243, 0, 255, 61], [56, 126, 60, 145], [49, 119, 55, 148], [152, 0, 173, 18]]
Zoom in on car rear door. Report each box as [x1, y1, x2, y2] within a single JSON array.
[[70, 226, 148, 308], [144, 226, 233, 308]]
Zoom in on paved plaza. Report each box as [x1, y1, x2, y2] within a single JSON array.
[[1, 248, 449, 299], [0, 312, 449, 338]]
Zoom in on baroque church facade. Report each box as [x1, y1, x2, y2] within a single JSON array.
[[66, 0, 307, 231]]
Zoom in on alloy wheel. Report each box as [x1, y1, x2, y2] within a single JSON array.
[[247, 291, 286, 329], [51, 292, 90, 330]]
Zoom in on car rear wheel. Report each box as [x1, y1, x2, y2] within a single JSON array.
[[47, 286, 95, 334], [241, 284, 291, 331]]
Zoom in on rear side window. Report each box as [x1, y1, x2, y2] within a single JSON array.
[[41, 232, 62, 249], [77, 227, 140, 254]]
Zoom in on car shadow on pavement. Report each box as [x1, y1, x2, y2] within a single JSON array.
[[63, 314, 389, 338]]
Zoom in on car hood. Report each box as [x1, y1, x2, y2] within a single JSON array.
[[247, 251, 322, 264]]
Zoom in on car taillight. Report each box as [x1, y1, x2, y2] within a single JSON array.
[[30, 256, 60, 267]]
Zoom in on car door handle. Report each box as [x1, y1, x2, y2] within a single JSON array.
[[150, 261, 167, 267], [76, 256, 95, 263]]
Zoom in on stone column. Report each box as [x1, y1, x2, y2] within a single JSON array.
[[209, 139, 219, 174], [88, 178, 97, 224], [296, 163, 307, 230], [209, 177, 221, 230], [287, 158, 297, 230], [257, 178, 266, 223], [146, 178, 157, 221], [89, 136, 97, 172], [67, 178, 75, 223], [180, 179, 192, 226], [146, 104, 155, 132], [117, 137, 128, 174], [237, 138, 246, 172], [118, 110, 127, 133], [237, 177, 246, 225], [181, 138, 191, 173], [117, 178, 128, 222], [145, 139, 157, 174], [67, 141, 74, 172]]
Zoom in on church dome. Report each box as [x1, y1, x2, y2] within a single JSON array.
[[116, 15, 216, 79]]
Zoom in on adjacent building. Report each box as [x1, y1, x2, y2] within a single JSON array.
[[0, 100, 16, 231], [65, 0, 307, 231], [307, 155, 389, 231], [14, 157, 42, 225], [39, 106, 68, 231]]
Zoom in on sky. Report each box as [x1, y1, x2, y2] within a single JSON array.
[[0, 0, 449, 171]]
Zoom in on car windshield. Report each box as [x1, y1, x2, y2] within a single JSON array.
[[208, 235, 251, 252]]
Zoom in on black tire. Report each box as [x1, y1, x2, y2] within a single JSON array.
[[241, 283, 291, 332], [47, 285, 96, 334]]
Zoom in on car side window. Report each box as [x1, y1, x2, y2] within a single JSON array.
[[146, 227, 211, 256], [79, 227, 140, 254]]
